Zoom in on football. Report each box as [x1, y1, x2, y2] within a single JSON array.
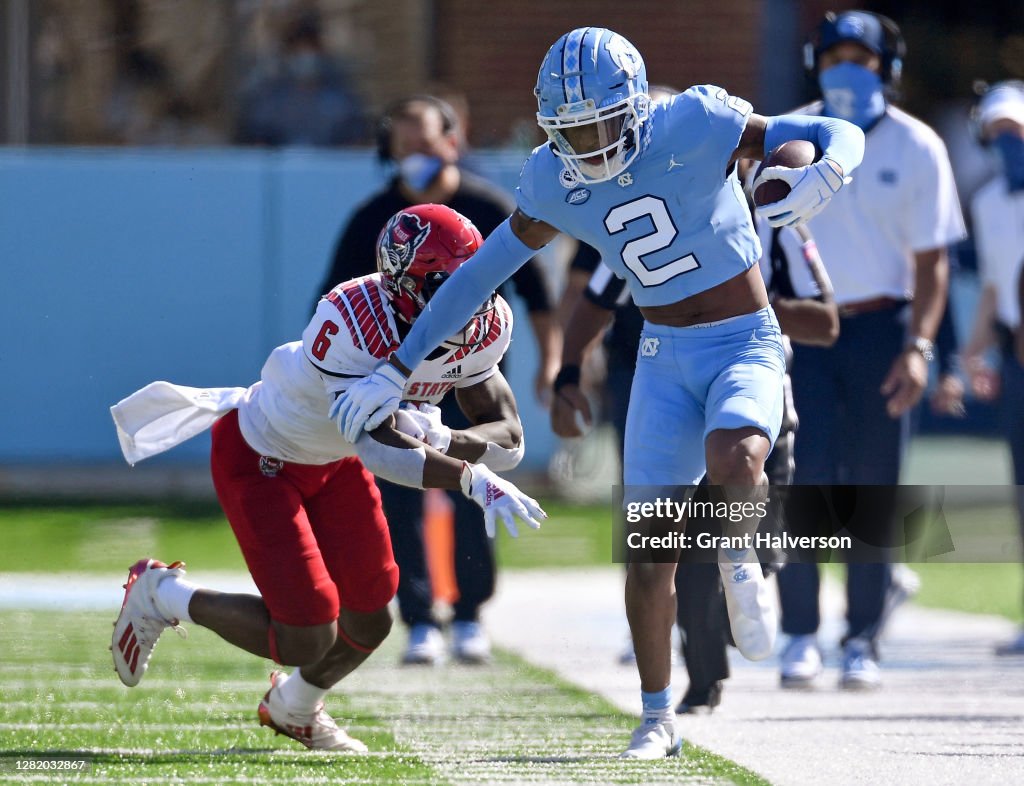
[[752, 140, 819, 206]]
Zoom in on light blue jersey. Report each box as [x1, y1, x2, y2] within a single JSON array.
[[516, 85, 761, 307]]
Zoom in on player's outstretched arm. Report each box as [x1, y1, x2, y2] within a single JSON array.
[[333, 212, 558, 442], [355, 416, 545, 537]]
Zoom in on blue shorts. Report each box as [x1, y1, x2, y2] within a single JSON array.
[[623, 307, 785, 487]]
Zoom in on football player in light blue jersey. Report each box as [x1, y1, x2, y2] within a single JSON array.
[[333, 26, 865, 758]]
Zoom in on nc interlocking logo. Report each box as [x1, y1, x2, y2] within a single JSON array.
[[640, 337, 660, 357], [617, 172, 634, 187]]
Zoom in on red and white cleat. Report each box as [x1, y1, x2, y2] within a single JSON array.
[[258, 671, 368, 753], [111, 558, 187, 687]]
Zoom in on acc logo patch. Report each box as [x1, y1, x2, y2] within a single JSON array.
[[566, 187, 591, 205], [559, 168, 579, 189], [640, 337, 660, 358]]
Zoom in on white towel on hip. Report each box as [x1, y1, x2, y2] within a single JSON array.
[[110, 381, 247, 465]]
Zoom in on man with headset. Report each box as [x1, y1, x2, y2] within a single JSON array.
[[318, 94, 560, 666], [774, 10, 966, 689]]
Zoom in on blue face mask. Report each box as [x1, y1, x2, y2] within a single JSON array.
[[992, 133, 1024, 193], [819, 62, 886, 130], [398, 153, 443, 192]]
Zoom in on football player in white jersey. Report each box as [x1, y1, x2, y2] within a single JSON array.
[[109, 204, 543, 753], [332, 27, 865, 757]]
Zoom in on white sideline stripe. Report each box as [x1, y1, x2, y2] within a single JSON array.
[[0, 572, 258, 611]]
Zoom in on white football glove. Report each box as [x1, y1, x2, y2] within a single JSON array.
[[329, 362, 407, 444], [393, 402, 452, 453], [753, 158, 850, 228], [460, 462, 546, 539]]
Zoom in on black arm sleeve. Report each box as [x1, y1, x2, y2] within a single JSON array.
[[570, 241, 602, 275], [583, 259, 630, 311], [508, 257, 553, 312]]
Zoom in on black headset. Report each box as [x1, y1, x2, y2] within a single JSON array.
[[375, 94, 460, 164], [804, 10, 906, 88]]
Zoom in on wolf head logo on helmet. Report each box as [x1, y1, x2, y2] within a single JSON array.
[[375, 204, 493, 336], [534, 27, 650, 185]]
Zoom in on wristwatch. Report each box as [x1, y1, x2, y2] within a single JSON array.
[[906, 335, 935, 363]]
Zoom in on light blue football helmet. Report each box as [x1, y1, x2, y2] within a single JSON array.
[[535, 27, 650, 184]]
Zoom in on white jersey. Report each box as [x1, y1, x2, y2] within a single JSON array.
[[238, 274, 513, 465], [971, 179, 1024, 329], [800, 104, 966, 305]]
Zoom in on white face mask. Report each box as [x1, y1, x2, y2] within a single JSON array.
[[397, 154, 444, 192]]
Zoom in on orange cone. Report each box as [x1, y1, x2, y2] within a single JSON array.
[[423, 487, 458, 603]]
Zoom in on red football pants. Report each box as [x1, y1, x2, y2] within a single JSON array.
[[210, 410, 399, 626]]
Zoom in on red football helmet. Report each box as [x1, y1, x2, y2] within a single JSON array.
[[376, 204, 487, 326]]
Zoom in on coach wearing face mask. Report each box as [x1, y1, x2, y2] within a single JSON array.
[[961, 82, 1024, 656], [770, 11, 966, 690], [318, 94, 559, 667]]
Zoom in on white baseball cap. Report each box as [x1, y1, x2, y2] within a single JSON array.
[[976, 82, 1024, 130]]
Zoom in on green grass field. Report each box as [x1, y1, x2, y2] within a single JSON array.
[[1, 494, 1021, 784], [0, 609, 765, 786]]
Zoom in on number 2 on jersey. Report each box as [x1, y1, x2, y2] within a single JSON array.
[[311, 320, 339, 361], [604, 195, 699, 287]]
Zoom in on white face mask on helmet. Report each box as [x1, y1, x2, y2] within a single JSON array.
[[535, 27, 650, 185]]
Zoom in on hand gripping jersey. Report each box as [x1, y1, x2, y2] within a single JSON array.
[[237, 274, 513, 465], [516, 85, 761, 307]]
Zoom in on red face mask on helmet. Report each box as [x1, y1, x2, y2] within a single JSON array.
[[376, 204, 491, 330]]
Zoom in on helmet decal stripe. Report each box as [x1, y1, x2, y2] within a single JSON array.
[[563, 28, 584, 104], [578, 27, 592, 100], [560, 36, 570, 104]]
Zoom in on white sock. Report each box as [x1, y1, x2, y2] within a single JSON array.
[[154, 574, 197, 623], [278, 669, 329, 713]]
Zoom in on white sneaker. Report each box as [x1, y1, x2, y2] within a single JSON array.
[[779, 634, 822, 689], [995, 630, 1024, 656], [258, 671, 367, 752], [451, 621, 491, 664], [840, 638, 881, 691], [620, 719, 682, 759], [402, 624, 445, 665], [111, 558, 187, 687], [720, 561, 777, 660]]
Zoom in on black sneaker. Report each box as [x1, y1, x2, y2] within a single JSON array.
[[675, 681, 723, 714]]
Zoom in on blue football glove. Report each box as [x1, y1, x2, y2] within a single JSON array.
[[754, 158, 850, 228], [329, 362, 408, 444]]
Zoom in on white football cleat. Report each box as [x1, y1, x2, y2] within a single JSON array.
[[451, 621, 491, 664], [620, 719, 682, 759], [402, 624, 446, 665], [720, 561, 777, 661], [111, 558, 187, 687], [258, 671, 368, 753]]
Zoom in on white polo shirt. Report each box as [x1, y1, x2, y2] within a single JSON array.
[[971, 179, 1024, 328], [801, 103, 966, 306]]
